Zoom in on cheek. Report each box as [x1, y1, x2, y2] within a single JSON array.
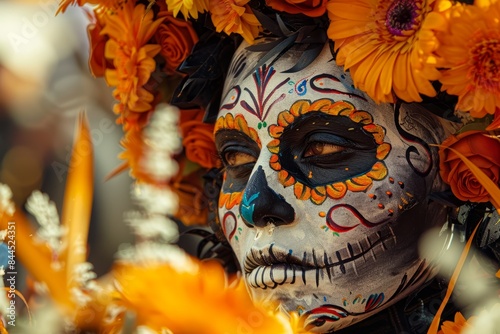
[[218, 201, 252, 253], [294, 175, 419, 239], [220, 210, 239, 242]]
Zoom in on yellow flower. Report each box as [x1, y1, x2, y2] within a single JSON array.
[[113, 259, 294, 333], [438, 312, 473, 334], [166, 0, 209, 19], [101, 2, 164, 128], [435, 1, 500, 118], [209, 0, 261, 44], [327, 0, 446, 103]]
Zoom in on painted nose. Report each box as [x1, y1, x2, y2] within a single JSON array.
[[239, 166, 295, 227]]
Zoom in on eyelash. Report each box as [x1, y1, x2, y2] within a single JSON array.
[[303, 141, 346, 158], [220, 145, 257, 163]]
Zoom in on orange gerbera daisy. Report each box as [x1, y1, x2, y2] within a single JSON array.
[[166, 0, 209, 19], [209, 0, 261, 44], [327, 0, 446, 103], [267, 99, 390, 205], [435, 1, 500, 118]]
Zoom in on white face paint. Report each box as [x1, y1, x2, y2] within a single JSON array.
[[214, 40, 453, 332]]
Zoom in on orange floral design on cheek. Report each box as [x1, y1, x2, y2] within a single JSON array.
[[215, 113, 261, 209], [267, 99, 391, 205]]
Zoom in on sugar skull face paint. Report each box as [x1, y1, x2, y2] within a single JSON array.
[[214, 41, 453, 333]]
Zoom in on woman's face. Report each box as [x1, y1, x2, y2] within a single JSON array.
[[214, 41, 451, 332]]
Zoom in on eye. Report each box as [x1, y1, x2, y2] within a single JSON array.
[[303, 142, 345, 158], [224, 150, 257, 167]]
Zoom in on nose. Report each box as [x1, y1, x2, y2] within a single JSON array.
[[239, 166, 295, 227]]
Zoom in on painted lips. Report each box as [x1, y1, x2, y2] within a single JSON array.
[[243, 227, 396, 289]]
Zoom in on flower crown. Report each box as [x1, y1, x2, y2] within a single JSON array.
[[57, 0, 500, 229]]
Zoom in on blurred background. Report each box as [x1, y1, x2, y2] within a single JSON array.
[[0, 0, 134, 276]]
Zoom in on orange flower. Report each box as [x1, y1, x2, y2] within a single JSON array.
[[435, 1, 500, 118], [86, 8, 108, 78], [119, 127, 154, 184], [327, 0, 445, 103], [266, 0, 327, 17], [166, 0, 209, 19], [180, 109, 220, 169], [170, 158, 210, 226], [101, 2, 164, 127], [439, 130, 500, 203], [156, 12, 199, 74], [438, 312, 472, 334], [57, 0, 89, 14], [486, 110, 500, 131], [209, 0, 261, 44], [113, 259, 293, 333]]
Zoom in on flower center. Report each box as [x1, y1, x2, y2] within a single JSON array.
[[385, 0, 419, 36], [470, 37, 500, 90]]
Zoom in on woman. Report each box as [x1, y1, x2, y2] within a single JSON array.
[[210, 37, 458, 333]]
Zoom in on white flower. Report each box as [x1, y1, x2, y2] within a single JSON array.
[[131, 184, 179, 215], [70, 287, 92, 307], [25, 190, 66, 254], [0, 184, 15, 217], [116, 242, 197, 273], [141, 153, 179, 181], [125, 211, 179, 243], [139, 103, 183, 182], [72, 262, 97, 286]]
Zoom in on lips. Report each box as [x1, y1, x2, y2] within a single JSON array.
[[243, 227, 396, 289]]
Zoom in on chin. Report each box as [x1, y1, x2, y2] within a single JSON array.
[[245, 257, 436, 333]]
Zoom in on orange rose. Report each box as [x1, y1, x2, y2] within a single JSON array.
[[439, 130, 500, 203], [266, 0, 327, 17], [155, 12, 199, 74], [171, 168, 209, 226], [86, 9, 109, 77], [180, 109, 220, 169]]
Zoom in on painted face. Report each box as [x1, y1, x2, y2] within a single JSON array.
[[214, 41, 453, 332]]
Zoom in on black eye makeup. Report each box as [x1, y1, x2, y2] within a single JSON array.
[[215, 129, 260, 192], [302, 132, 350, 159], [277, 112, 379, 187]]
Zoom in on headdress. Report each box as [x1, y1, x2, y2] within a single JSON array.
[[0, 0, 498, 333], [58, 0, 500, 219]]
